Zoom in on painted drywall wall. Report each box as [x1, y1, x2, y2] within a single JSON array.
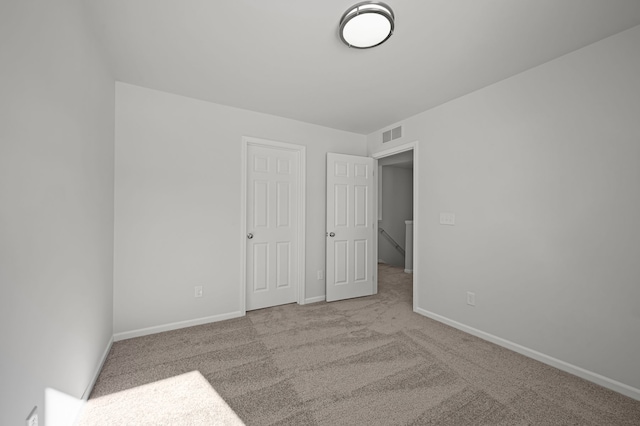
[[368, 25, 640, 393], [379, 166, 413, 267], [114, 83, 366, 335], [0, 1, 115, 425]]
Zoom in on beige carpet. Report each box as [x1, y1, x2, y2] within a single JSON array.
[[82, 264, 640, 425], [78, 371, 244, 425]]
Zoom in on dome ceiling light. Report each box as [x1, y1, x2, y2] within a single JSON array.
[[339, 2, 395, 49]]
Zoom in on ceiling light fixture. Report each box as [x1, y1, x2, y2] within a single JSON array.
[[339, 1, 394, 49]]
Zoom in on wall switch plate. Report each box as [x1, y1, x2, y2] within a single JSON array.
[[467, 292, 476, 306], [317, 270, 324, 280], [194, 286, 203, 298], [440, 212, 455, 225], [26, 406, 38, 426]]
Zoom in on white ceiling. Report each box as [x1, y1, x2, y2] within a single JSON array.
[[85, 0, 640, 135]]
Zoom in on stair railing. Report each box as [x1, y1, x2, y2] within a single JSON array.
[[379, 227, 405, 257]]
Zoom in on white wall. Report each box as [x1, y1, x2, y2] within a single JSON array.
[[114, 83, 366, 335], [379, 166, 413, 267], [368, 25, 640, 394], [0, 1, 115, 425]]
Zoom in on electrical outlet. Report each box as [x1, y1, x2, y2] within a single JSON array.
[[194, 286, 203, 298], [440, 212, 455, 225], [467, 292, 476, 306], [26, 406, 37, 426], [317, 270, 324, 280]]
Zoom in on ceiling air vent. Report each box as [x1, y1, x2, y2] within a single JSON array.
[[382, 126, 402, 143]]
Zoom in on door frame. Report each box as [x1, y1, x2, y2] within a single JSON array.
[[240, 136, 306, 315], [371, 141, 419, 312]]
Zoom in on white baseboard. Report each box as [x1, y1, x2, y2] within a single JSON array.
[[404, 269, 413, 273], [71, 335, 114, 425], [81, 335, 114, 399], [113, 311, 244, 342], [304, 296, 326, 304], [414, 307, 640, 401]]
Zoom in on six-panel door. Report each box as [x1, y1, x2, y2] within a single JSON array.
[[326, 153, 375, 302], [246, 144, 299, 310]]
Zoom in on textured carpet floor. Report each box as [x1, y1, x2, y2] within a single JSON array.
[[84, 264, 640, 425], [78, 371, 244, 425]]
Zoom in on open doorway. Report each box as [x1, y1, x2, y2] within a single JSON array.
[[373, 143, 417, 311], [377, 151, 413, 268]]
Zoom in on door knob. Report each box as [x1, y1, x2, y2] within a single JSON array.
[[329, 232, 335, 237], [247, 233, 253, 239]]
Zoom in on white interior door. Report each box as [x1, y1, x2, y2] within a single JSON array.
[[246, 143, 299, 310], [326, 153, 375, 302]]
